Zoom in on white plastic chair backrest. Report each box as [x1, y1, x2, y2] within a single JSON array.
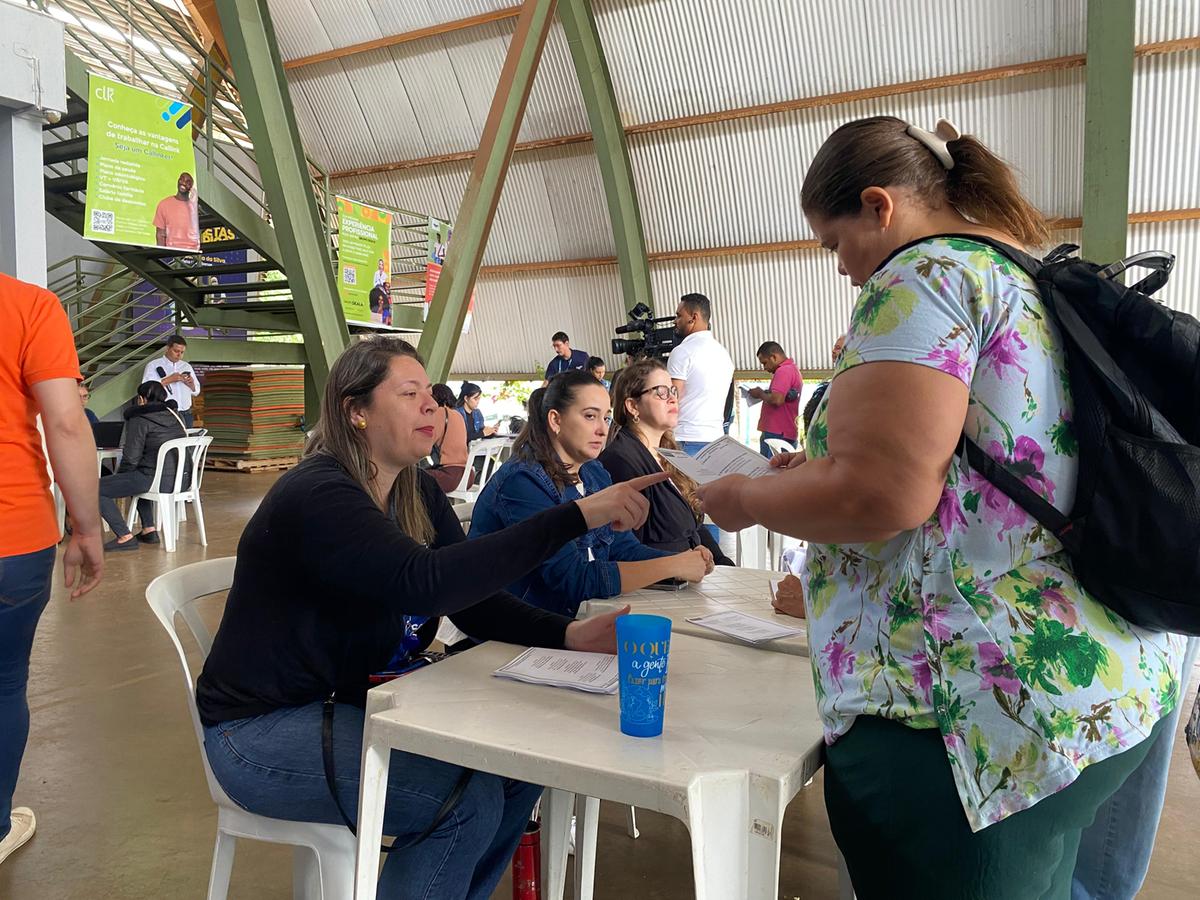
[[145, 557, 237, 807], [148, 434, 212, 495], [453, 501, 474, 528], [764, 438, 794, 457]]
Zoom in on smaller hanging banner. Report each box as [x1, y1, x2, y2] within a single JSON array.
[[424, 216, 474, 335], [336, 196, 393, 326]]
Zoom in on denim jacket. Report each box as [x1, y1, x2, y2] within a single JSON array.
[[468, 456, 667, 616]]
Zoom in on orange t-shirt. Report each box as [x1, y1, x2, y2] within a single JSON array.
[[153, 195, 198, 250], [0, 273, 82, 556]]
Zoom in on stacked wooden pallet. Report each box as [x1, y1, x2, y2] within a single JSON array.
[[201, 366, 305, 471]]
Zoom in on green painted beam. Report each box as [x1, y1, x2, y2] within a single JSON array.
[[215, 0, 348, 411], [1081, 0, 1136, 263], [559, 0, 652, 319], [418, 0, 558, 383]]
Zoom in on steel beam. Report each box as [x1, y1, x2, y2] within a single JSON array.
[[559, 0, 651, 317], [215, 0, 348, 410], [417, 0, 558, 383], [1081, 0, 1136, 263]]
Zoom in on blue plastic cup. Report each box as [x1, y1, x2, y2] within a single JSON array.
[[616, 614, 672, 737]]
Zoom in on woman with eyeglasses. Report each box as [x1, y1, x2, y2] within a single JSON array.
[[599, 359, 734, 565], [469, 370, 711, 617]]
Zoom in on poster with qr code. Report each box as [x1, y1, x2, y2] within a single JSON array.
[[335, 196, 392, 326], [84, 74, 199, 251]]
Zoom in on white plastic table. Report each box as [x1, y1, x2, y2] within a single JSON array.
[[97, 447, 122, 474], [580, 565, 809, 657], [353, 635, 825, 900]]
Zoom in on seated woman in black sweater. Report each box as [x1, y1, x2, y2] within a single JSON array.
[[196, 338, 662, 900], [599, 358, 734, 565]]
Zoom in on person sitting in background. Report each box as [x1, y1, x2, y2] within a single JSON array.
[[456, 382, 496, 443], [100, 381, 186, 552], [78, 383, 98, 425], [748, 341, 803, 457], [428, 383, 471, 494], [470, 371, 711, 617], [599, 358, 732, 565], [587, 356, 610, 390], [196, 337, 653, 900]]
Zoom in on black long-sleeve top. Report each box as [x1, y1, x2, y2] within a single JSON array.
[[196, 453, 586, 725], [597, 428, 734, 566]]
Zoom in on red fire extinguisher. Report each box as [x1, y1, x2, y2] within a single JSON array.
[[511, 819, 541, 900]]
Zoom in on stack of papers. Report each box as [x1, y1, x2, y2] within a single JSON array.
[[494, 648, 619, 694], [686, 610, 804, 644], [657, 436, 775, 485]]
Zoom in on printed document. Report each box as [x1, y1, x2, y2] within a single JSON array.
[[686, 610, 804, 644], [657, 436, 775, 484], [494, 648, 619, 694]]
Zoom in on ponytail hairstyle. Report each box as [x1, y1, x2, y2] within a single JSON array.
[[305, 336, 434, 545], [801, 115, 1049, 247], [609, 358, 703, 518], [512, 369, 604, 491]]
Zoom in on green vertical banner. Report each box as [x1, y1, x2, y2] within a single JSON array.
[[84, 74, 200, 251], [336, 196, 393, 326]]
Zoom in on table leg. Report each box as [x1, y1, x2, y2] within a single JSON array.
[[746, 778, 786, 900], [687, 771, 750, 900], [352, 715, 390, 900], [572, 795, 599, 900], [541, 787, 575, 900]]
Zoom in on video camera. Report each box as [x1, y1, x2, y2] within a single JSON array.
[[611, 302, 678, 361]]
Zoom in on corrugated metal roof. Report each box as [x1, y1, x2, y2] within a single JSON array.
[[266, 0, 1200, 376]]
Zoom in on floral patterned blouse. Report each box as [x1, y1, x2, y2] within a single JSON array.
[[804, 236, 1184, 831]]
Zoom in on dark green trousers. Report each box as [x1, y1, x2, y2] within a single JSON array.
[[824, 714, 1167, 900]]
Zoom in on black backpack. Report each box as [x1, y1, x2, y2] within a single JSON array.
[[958, 236, 1200, 635]]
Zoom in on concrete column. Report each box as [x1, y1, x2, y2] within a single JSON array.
[[0, 110, 49, 283]]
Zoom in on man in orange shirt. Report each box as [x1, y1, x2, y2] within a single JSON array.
[[153, 171, 199, 251], [0, 273, 104, 866]]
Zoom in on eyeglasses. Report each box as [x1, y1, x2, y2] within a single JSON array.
[[636, 385, 679, 401]]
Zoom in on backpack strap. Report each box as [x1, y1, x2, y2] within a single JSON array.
[[960, 436, 1077, 551]]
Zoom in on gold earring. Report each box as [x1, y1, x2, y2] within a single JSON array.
[[632, 414, 640, 423], [356, 419, 367, 430]]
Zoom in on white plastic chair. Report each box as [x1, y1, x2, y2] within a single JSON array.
[[763, 437, 794, 458], [145, 558, 355, 900], [447, 440, 511, 502], [125, 435, 212, 551]]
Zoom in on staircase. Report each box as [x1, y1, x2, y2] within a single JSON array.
[[35, 0, 335, 415]]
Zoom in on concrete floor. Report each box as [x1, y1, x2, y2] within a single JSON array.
[[2, 471, 1197, 899]]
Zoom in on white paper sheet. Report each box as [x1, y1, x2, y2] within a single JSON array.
[[494, 648, 619, 694], [657, 436, 775, 485], [739, 385, 763, 407], [685, 610, 804, 644]]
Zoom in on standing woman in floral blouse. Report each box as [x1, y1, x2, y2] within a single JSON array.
[[699, 116, 1184, 899]]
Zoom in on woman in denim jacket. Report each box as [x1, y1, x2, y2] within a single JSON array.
[[470, 371, 710, 616]]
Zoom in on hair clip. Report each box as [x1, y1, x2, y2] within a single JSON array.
[[905, 118, 961, 170]]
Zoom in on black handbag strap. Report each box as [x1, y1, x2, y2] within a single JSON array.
[[322, 695, 473, 853]]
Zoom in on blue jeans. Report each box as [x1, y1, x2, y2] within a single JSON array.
[[204, 701, 541, 899], [759, 432, 792, 458], [99, 471, 156, 538], [1071, 636, 1199, 900], [0, 546, 56, 841]]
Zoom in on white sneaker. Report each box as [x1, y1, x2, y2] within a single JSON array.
[[0, 808, 36, 865]]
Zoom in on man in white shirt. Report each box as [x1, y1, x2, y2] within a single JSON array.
[[667, 293, 734, 456], [142, 334, 200, 427]]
